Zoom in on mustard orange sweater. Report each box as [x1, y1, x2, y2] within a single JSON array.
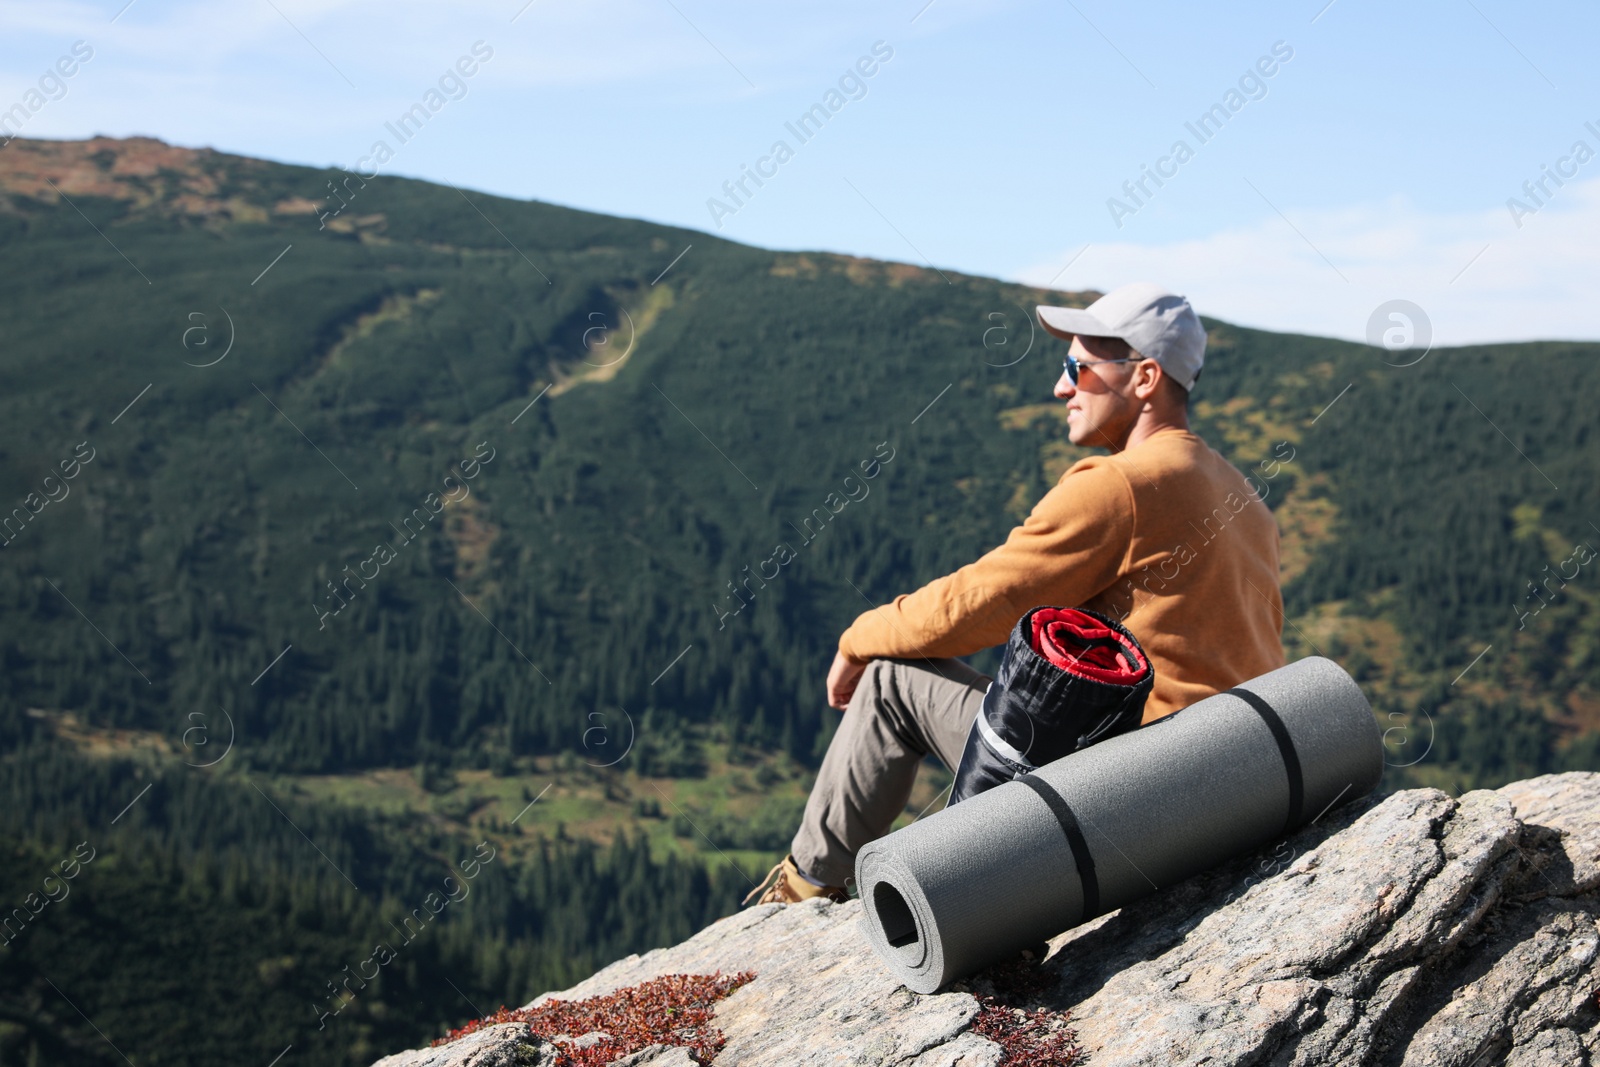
[[837, 428, 1286, 723]]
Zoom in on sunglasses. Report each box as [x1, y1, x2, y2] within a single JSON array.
[[1062, 354, 1139, 384]]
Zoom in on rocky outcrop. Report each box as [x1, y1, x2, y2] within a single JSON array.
[[374, 774, 1600, 1066]]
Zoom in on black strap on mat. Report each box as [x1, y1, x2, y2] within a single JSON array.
[[1224, 687, 1304, 834], [1016, 773, 1100, 918]]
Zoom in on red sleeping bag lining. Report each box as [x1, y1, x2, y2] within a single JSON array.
[[1028, 607, 1151, 685]]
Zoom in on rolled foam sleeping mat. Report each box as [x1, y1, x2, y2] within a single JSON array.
[[855, 655, 1383, 993]]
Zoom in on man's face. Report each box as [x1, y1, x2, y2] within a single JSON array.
[[1053, 335, 1140, 449]]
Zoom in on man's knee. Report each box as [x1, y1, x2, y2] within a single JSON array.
[[841, 658, 888, 720], [850, 658, 964, 754], [871, 657, 986, 705]]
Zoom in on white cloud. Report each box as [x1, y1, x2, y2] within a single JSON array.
[[0, 0, 891, 98], [0, 0, 932, 174], [1013, 180, 1600, 347]]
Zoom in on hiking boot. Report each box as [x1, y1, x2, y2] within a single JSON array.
[[742, 854, 849, 906]]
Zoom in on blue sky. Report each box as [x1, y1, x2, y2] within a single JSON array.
[[4, 0, 1598, 344]]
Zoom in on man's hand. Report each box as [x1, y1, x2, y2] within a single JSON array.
[[826, 650, 869, 710]]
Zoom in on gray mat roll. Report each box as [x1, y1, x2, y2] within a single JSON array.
[[855, 656, 1383, 993]]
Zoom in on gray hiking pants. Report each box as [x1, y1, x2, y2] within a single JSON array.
[[790, 657, 992, 889]]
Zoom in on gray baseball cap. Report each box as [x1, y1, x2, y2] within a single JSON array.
[[1037, 282, 1206, 391]]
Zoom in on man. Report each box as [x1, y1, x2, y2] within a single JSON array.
[[744, 281, 1286, 906]]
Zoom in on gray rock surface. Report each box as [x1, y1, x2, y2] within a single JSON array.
[[370, 1022, 559, 1067], [373, 774, 1600, 1066]]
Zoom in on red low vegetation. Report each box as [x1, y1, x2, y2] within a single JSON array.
[[432, 970, 756, 1066], [967, 957, 1083, 1066]]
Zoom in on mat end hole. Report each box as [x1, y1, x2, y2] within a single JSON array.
[[874, 882, 920, 950]]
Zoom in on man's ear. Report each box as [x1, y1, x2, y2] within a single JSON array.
[[1131, 358, 1164, 401]]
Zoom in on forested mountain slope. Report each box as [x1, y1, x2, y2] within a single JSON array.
[[2, 136, 1596, 785]]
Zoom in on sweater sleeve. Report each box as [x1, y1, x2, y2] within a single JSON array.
[[837, 459, 1135, 661]]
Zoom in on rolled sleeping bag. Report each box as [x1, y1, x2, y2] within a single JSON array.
[[856, 656, 1383, 993], [950, 606, 1153, 805]]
